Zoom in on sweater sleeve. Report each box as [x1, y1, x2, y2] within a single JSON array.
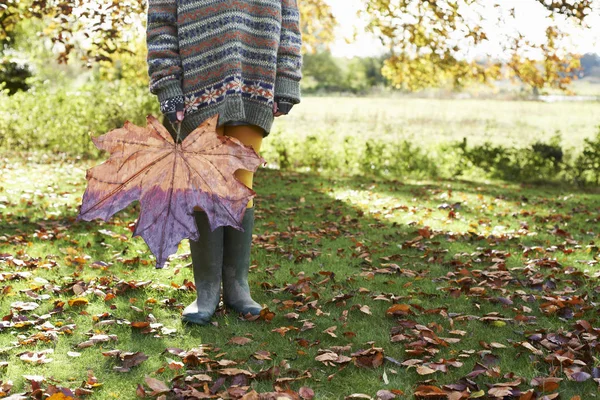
[[146, 0, 184, 104], [275, 0, 303, 104]]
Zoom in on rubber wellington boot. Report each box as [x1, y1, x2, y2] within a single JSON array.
[[182, 210, 223, 325], [222, 207, 262, 316]]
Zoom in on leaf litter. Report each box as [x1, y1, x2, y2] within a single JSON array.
[[0, 154, 599, 398]]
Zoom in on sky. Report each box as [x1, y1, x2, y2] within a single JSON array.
[[325, 0, 600, 59]]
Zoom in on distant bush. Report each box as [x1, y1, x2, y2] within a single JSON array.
[[263, 128, 600, 186], [0, 58, 32, 94], [301, 50, 391, 95], [0, 79, 158, 157], [571, 131, 600, 185], [454, 133, 565, 182], [450, 131, 600, 185]]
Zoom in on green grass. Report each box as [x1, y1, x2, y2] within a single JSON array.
[[268, 96, 600, 149], [0, 155, 599, 399]]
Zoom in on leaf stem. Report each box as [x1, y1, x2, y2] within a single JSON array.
[[176, 121, 182, 144]]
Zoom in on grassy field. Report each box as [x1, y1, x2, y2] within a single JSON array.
[[0, 154, 599, 399], [269, 96, 600, 150]]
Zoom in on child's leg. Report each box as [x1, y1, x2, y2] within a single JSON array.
[[221, 124, 264, 316], [223, 125, 264, 208], [193, 124, 226, 212]]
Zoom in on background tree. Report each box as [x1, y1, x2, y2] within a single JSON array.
[[358, 0, 596, 93], [507, 27, 581, 95], [580, 53, 600, 77], [301, 50, 345, 92], [0, 0, 336, 68], [299, 0, 337, 54]]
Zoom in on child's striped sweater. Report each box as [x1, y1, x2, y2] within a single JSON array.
[[146, 0, 303, 138]]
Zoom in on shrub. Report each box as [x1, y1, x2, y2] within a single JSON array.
[[0, 79, 158, 157], [571, 129, 600, 185], [452, 133, 585, 184], [0, 58, 32, 94]]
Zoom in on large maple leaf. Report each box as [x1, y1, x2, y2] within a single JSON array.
[[77, 113, 265, 269]]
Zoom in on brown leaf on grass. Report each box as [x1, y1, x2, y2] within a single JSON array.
[[228, 336, 253, 345], [189, 374, 212, 382], [102, 350, 148, 372], [18, 349, 53, 364], [144, 376, 170, 396], [272, 326, 299, 337], [519, 390, 535, 400], [167, 360, 184, 370], [530, 377, 562, 392], [240, 391, 260, 400], [47, 392, 74, 400], [348, 303, 373, 315], [216, 359, 238, 368], [401, 359, 422, 367], [284, 312, 300, 320], [67, 297, 89, 307], [77, 334, 117, 348], [299, 386, 315, 399], [488, 387, 512, 397], [413, 385, 448, 399], [416, 365, 437, 375], [351, 347, 384, 368], [376, 389, 397, 400], [252, 350, 272, 361], [136, 384, 146, 397], [218, 368, 255, 377], [301, 321, 316, 331], [565, 369, 591, 382], [162, 347, 187, 357], [77, 113, 264, 268], [274, 369, 312, 385], [323, 326, 338, 338], [315, 350, 352, 366], [521, 342, 543, 356], [131, 321, 150, 329], [11, 301, 40, 311], [244, 306, 275, 321], [385, 304, 413, 317]]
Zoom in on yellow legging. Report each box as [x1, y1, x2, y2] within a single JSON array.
[[194, 124, 263, 210]]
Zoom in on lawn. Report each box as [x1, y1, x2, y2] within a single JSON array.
[[0, 153, 599, 399], [269, 96, 600, 149]]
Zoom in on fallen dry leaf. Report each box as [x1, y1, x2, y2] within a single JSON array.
[[228, 336, 253, 345], [376, 389, 397, 400], [18, 349, 54, 364], [144, 376, 170, 396], [299, 386, 315, 400], [218, 368, 255, 377], [416, 365, 437, 375], [414, 384, 448, 399], [352, 347, 384, 368]]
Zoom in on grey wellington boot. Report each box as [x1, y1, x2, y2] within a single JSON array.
[[222, 207, 262, 316], [182, 210, 223, 325]]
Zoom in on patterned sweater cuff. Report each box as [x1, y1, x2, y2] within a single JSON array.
[[275, 75, 301, 104], [155, 79, 184, 104]]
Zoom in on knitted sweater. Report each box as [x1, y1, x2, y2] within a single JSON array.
[[146, 0, 303, 139]]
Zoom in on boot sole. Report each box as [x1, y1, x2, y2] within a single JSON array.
[[182, 313, 212, 325], [225, 303, 262, 316]]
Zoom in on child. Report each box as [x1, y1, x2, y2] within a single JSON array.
[[146, 0, 303, 325]]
